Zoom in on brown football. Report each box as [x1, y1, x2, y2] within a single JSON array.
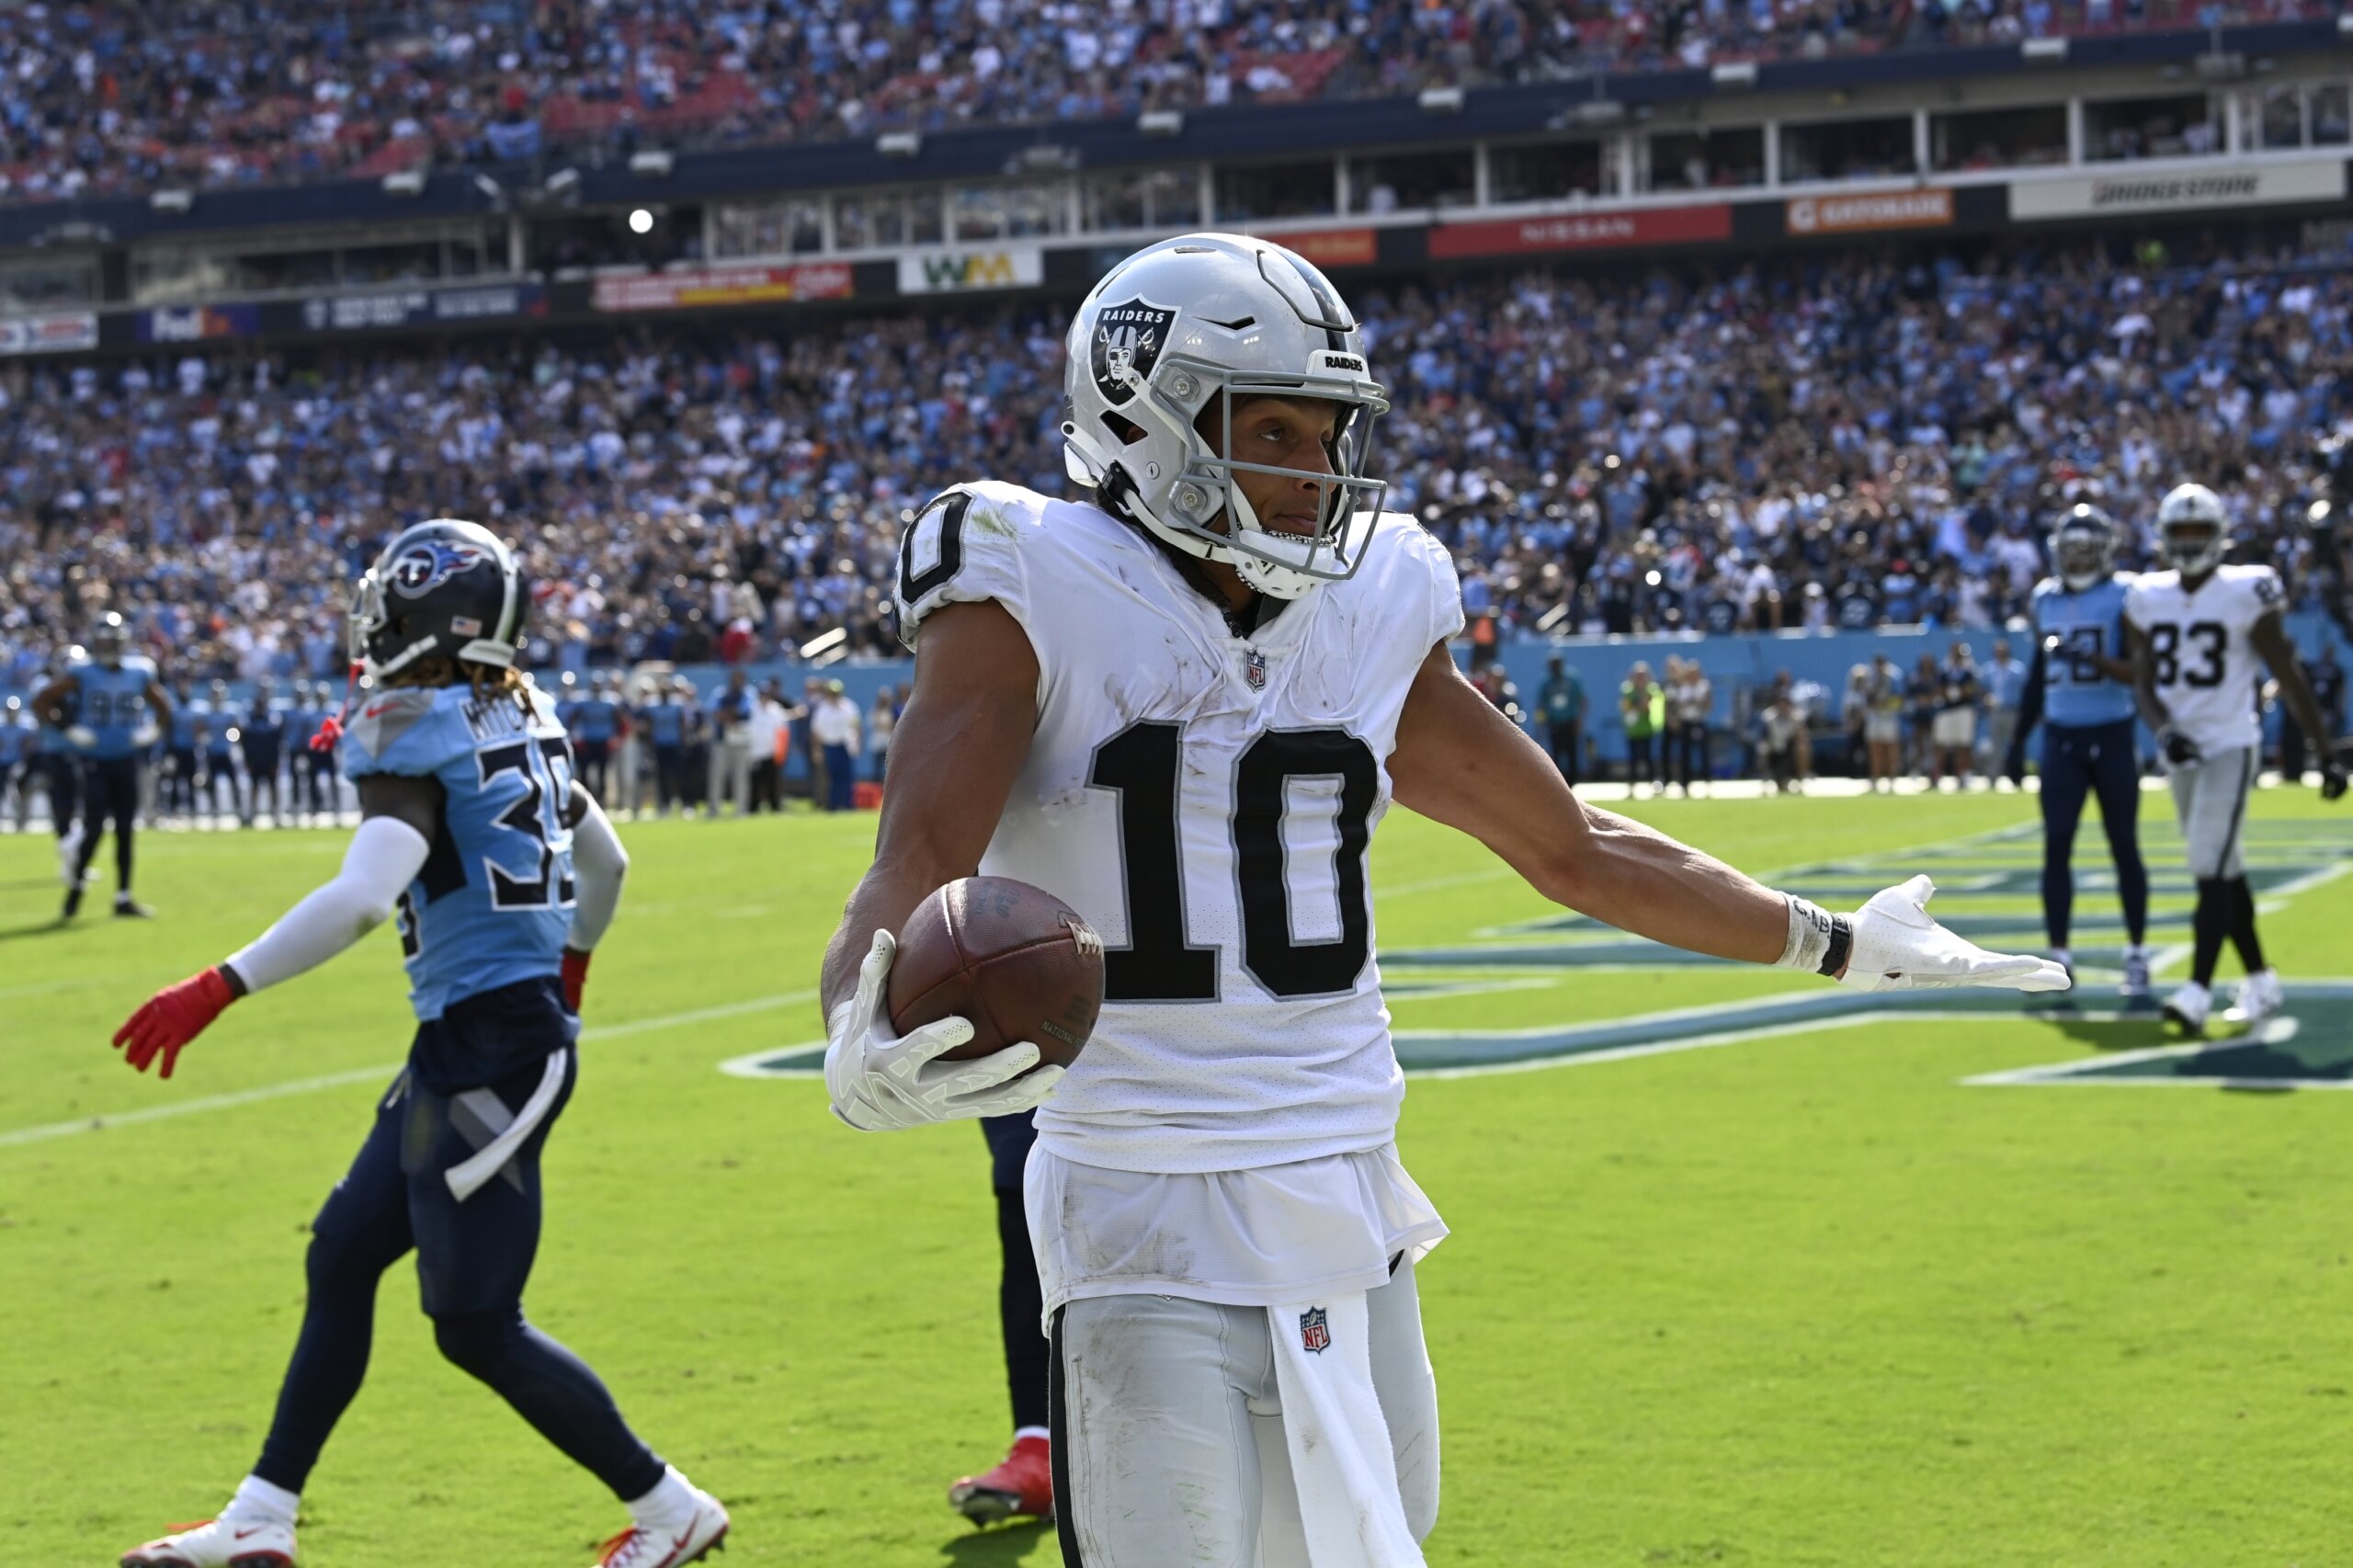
[[888, 877, 1106, 1069]]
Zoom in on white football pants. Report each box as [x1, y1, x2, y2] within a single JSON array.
[[2166, 744, 2254, 879], [1051, 1259, 1438, 1567]]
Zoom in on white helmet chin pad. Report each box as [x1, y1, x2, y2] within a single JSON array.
[[1061, 233, 1390, 598]]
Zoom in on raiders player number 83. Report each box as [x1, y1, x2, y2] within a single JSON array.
[[819, 233, 2068, 1566]]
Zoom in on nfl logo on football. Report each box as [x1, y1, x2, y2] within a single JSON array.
[[1299, 1306, 1331, 1354]]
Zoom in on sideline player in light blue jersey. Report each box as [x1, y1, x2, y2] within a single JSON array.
[[34, 612, 171, 920], [2004, 504, 2151, 995], [110, 520, 728, 1568]]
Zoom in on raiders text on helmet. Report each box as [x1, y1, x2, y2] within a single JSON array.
[[2156, 483, 2229, 577], [349, 518, 529, 680], [1060, 233, 1390, 599]]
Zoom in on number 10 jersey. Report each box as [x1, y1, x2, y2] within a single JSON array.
[[895, 483, 1465, 1176], [2123, 563, 2281, 755]]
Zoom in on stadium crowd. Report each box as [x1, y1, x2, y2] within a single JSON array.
[[3, 233, 2351, 699], [0, 0, 2322, 203]]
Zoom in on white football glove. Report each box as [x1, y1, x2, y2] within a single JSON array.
[[1837, 876, 2070, 993], [65, 724, 97, 748], [824, 929, 1065, 1131]]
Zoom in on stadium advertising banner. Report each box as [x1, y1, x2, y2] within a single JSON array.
[[896, 244, 1045, 293], [593, 264, 854, 312], [1427, 204, 1732, 259], [138, 303, 261, 344], [299, 283, 549, 332], [1785, 189, 1954, 235], [0, 311, 97, 355], [2010, 159, 2347, 220], [1272, 227, 1380, 268]]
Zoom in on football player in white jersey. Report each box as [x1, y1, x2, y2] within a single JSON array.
[[818, 233, 2066, 1566], [2126, 483, 2347, 1034]]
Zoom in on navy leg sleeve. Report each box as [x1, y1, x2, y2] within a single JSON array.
[[982, 1113, 1047, 1433], [2086, 722, 2148, 947], [254, 1076, 415, 1492], [2038, 729, 2093, 949]]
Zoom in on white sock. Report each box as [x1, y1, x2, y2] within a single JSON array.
[[626, 1465, 697, 1530], [1012, 1425, 1050, 1445], [225, 1474, 299, 1527], [2051, 948, 2070, 969]]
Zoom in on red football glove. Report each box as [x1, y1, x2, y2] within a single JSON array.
[[561, 947, 592, 1014], [112, 967, 237, 1080]]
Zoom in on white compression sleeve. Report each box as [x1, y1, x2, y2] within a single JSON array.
[[566, 790, 628, 953], [224, 815, 429, 994]]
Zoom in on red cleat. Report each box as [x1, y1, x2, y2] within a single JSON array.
[[948, 1434, 1053, 1524]]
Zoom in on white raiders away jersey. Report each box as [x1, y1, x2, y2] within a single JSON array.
[[894, 481, 1465, 1176], [2123, 564, 2282, 754]]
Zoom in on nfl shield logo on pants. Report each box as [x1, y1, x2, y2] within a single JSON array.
[[1299, 1306, 1331, 1354]]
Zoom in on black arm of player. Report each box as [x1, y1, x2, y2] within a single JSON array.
[[2006, 644, 2045, 781], [2122, 622, 2183, 749], [31, 675, 72, 730], [2250, 612, 2347, 797], [818, 600, 1040, 1020]]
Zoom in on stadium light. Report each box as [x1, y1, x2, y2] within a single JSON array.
[[149, 188, 194, 213], [1137, 109, 1184, 137], [629, 149, 674, 177], [799, 628, 848, 660], [381, 169, 426, 198], [543, 167, 581, 196], [876, 131, 922, 158], [1710, 62, 1758, 89], [1417, 85, 1465, 114], [2341, 9, 2353, 33], [2021, 36, 2068, 62], [628, 208, 655, 234]]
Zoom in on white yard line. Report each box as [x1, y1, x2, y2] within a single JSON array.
[[0, 986, 820, 1152]]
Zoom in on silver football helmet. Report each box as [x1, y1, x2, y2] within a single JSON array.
[[2049, 503, 2117, 592], [1061, 232, 1389, 598], [2156, 483, 2228, 576]]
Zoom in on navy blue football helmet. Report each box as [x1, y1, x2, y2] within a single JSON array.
[[350, 519, 528, 680]]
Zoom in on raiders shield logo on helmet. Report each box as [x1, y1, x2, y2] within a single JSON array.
[[1091, 297, 1177, 407]]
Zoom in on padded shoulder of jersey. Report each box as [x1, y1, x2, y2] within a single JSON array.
[[343, 686, 462, 778], [2030, 577, 2062, 605], [1359, 509, 1464, 647], [892, 481, 1059, 647], [2223, 562, 2287, 608]]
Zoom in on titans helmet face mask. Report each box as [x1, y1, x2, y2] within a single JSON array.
[[89, 611, 129, 669], [2050, 504, 2117, 592], [349, 518, 529, 681]]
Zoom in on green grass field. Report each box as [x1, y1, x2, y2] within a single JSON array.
[[5, 787, 2350, 1566]]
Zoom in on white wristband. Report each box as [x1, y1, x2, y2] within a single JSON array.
[[1776, 894, 1836, 972]]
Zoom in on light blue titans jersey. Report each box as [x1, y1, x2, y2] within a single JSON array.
[[343, 683, 577, 1021], [70, 657, 159, 760], [0, 720, 28, 765], [2030, 575, 2137, 728]]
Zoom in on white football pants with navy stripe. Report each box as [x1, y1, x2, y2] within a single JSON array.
[[2166, 745, 2255, 880], [1051, 1259, 1438, 1566]]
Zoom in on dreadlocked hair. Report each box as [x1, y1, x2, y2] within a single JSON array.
[[383, 656, 541, 722]]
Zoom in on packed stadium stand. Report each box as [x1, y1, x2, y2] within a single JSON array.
[[2, 235, 2348, 691], [0, 0, 2326, 202]]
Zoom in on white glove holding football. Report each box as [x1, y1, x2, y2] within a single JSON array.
[[1837, 876, 2070, 993], [824, 929, 1065, 1131]]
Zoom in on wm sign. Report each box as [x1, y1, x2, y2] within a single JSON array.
[[900, 247, 1041, 293]]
